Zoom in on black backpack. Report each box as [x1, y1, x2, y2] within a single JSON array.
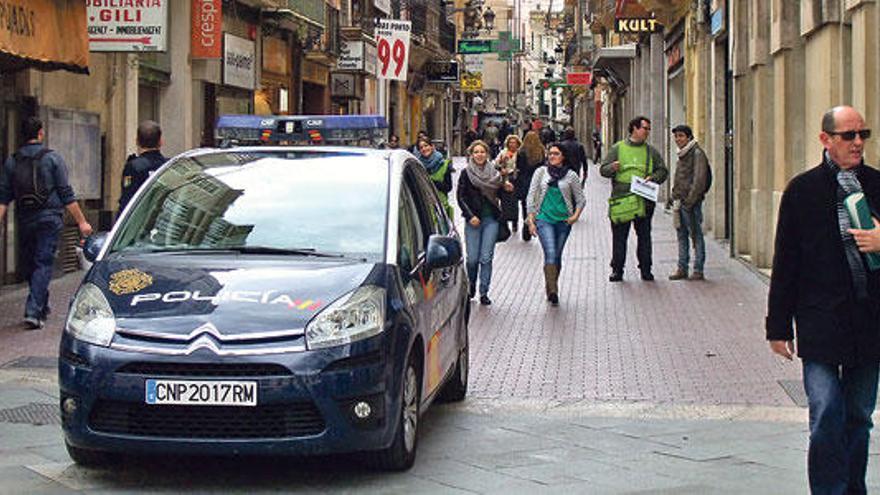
[[12, 148, 51, 210], [704, 164, 713, 193]]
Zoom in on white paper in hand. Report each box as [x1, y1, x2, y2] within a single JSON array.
[[631, 176, 659, 202]]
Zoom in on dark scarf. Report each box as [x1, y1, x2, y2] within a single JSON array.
[[825, 152, 870, 300], [419, 150, 444, 175], [546, 163, 567, 186]]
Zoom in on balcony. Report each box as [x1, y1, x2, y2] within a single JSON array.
[[290, 0, 326, 28]]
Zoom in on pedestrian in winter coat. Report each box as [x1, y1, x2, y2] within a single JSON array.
[[668, 124, 710, 281], [599, 116, 668, 282], [516, 131, 545, 241], [417, 138, 454, 218], [526, 143, 586, 306], [119, 120, 167, 211], [559, 127, 589, 182], [496, 134, 522, 232], [457, 140, 513, 306], [767, 105, 880, 494]]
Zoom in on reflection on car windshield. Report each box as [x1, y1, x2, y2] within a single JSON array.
[[110, 150, 388, 262]]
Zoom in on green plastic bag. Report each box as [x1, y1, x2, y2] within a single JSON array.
[[608, 193, 645, 224]]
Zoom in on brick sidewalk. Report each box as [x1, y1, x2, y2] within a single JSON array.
[[460, 161, 801, 407]]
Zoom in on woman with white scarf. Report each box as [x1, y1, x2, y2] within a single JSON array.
[[456, 140, 514, 305]]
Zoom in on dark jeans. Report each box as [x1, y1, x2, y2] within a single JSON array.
[[610, 201, 655, 274], [20, 215, 63, 319], [677, 201, 706, 273], [535, 219, 571, 267], [803, 360, 879, 495]]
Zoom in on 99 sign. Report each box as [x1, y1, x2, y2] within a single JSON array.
[[377, 37, 406, 78]]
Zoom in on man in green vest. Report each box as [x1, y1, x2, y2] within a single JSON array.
[[599, 116, 668, 282]]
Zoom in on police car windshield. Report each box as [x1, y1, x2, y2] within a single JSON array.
[[109, 150, 388, 262]]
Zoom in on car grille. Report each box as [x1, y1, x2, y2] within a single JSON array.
[[88, 400, 325, 439], [116, 362, 292, 377]]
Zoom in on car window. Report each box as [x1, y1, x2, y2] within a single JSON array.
[[397, 178, 425, 274], [407, 162, 450, 236], [110, 151, 389, 262]]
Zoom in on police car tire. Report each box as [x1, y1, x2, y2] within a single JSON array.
[[368, 352, 420, 471], [65, 440, 115, 468]]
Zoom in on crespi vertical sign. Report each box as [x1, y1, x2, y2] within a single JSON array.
[[375, 19, 410, 81], [87, 0, 167, 52], [191, 0, 221, 59]]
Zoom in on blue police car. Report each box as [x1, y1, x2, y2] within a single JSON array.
[[59, 147, 469, 471]]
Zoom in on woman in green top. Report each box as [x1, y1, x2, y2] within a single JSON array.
[[417, 138, 454, 218], [526, 143, 587, 305]]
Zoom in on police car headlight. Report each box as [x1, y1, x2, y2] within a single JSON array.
[[65, 283, 116, 347], [306, 286, 385, 350]]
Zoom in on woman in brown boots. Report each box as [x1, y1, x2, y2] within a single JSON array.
[[526, 142, 586, 306]]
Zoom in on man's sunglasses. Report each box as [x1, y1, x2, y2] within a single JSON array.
[[827, 129, 871, 141]]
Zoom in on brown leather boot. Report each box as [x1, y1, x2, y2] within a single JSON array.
[[544, 265, 559, 305], [668, 268, 688, 281]]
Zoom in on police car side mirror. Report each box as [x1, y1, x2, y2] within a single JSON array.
[[82, 232, 108, 262], [425, 235, 462, 271]]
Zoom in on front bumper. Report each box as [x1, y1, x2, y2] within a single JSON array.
[[58, 333, 400, 457]]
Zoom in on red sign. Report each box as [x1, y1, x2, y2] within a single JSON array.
[[191, 0, 222, 59], [567, 72, 592, 86]]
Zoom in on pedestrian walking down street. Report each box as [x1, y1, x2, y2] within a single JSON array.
[[516, 131, 545, 241], [457, 140, 514, 306], [592, 129, 602, 163], [496, 134, 522, 234], [417, 138, 454, 218], [559, 127, 589, 182], [410, 130, 429, 155], [668, 124, 710, 281], [767, 106, 880, 495], [118, 120, 167, 212], [386, 134, 401, 149], [481, 121, 501, 157], [0, 117, 93, 329], [600, 116, 668, 282], [526, 143, 585, 306]]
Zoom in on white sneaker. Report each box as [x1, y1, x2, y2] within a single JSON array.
[[23, 317, 43, 330]]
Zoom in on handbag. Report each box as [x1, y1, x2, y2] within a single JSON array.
[[608, 193, 645, 224], [496, 220, 511, 242]]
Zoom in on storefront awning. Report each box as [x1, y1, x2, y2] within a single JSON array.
[[592, 44, 636, 89], [0, 0, 89, 74]]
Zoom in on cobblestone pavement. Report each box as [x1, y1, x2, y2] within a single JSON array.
[[0, 160, 848, 493]]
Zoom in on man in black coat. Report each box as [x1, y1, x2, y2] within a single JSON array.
[[119, 120, 167, 211], [767, 105, 880, 494]]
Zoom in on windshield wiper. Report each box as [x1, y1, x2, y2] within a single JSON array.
[[224, 246, 346, 258]]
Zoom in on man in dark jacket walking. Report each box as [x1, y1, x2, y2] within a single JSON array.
[[559, 127, 588, 181], [119, 120, 167, 211], [668, 124, 710, 281], [767, 105, 880, 495], [0, 117, 93, 329]]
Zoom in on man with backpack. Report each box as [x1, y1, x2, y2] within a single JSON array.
[[0, 117, 92, 329], [668, 124, 711, 281], [119, 120, 167, 211]]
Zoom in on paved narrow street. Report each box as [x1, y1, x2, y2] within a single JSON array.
[[0, 161, 868, 493]]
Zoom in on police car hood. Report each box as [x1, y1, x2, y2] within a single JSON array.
[[92, 256, 377, 333]]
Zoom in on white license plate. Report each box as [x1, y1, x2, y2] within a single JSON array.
[[145, 379, 257, 406]]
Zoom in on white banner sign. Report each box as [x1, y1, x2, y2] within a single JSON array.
[[87, 1, 168, 52], [375, 19, 411, 81], [223, 34, 255, 90], [338, 41, 364, 71], [464, 54, 484, 72]]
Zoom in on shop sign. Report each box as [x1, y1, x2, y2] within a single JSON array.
[[566, 72, 592, 86], [191, 0, 221, 59], [331, 72, 363, 99], [87, 0, 168, 52], [463, 55, 483, 72], [0, 0, 89, 73], [375, 19, 411, 81], [374, 0, 390, 15], [223, 33, 255, 90], [425, 61, 459, 83], [614, 17, 663, 34], [460, 72, 482, 92], [338, 41, 365, 71]]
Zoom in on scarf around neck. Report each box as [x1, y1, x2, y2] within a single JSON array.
[[546, 163, 567, 186], [825, 151, 870, 299], [466, 157, 503, 201], [419, 150, 444, 175], [677, 139, 698, 158]]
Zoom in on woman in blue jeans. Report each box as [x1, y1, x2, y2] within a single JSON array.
[[526, 143, 586, 305], [456, 140, 514, 305]]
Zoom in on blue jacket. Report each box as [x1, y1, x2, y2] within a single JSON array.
[[0, 143, 76, 221]]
